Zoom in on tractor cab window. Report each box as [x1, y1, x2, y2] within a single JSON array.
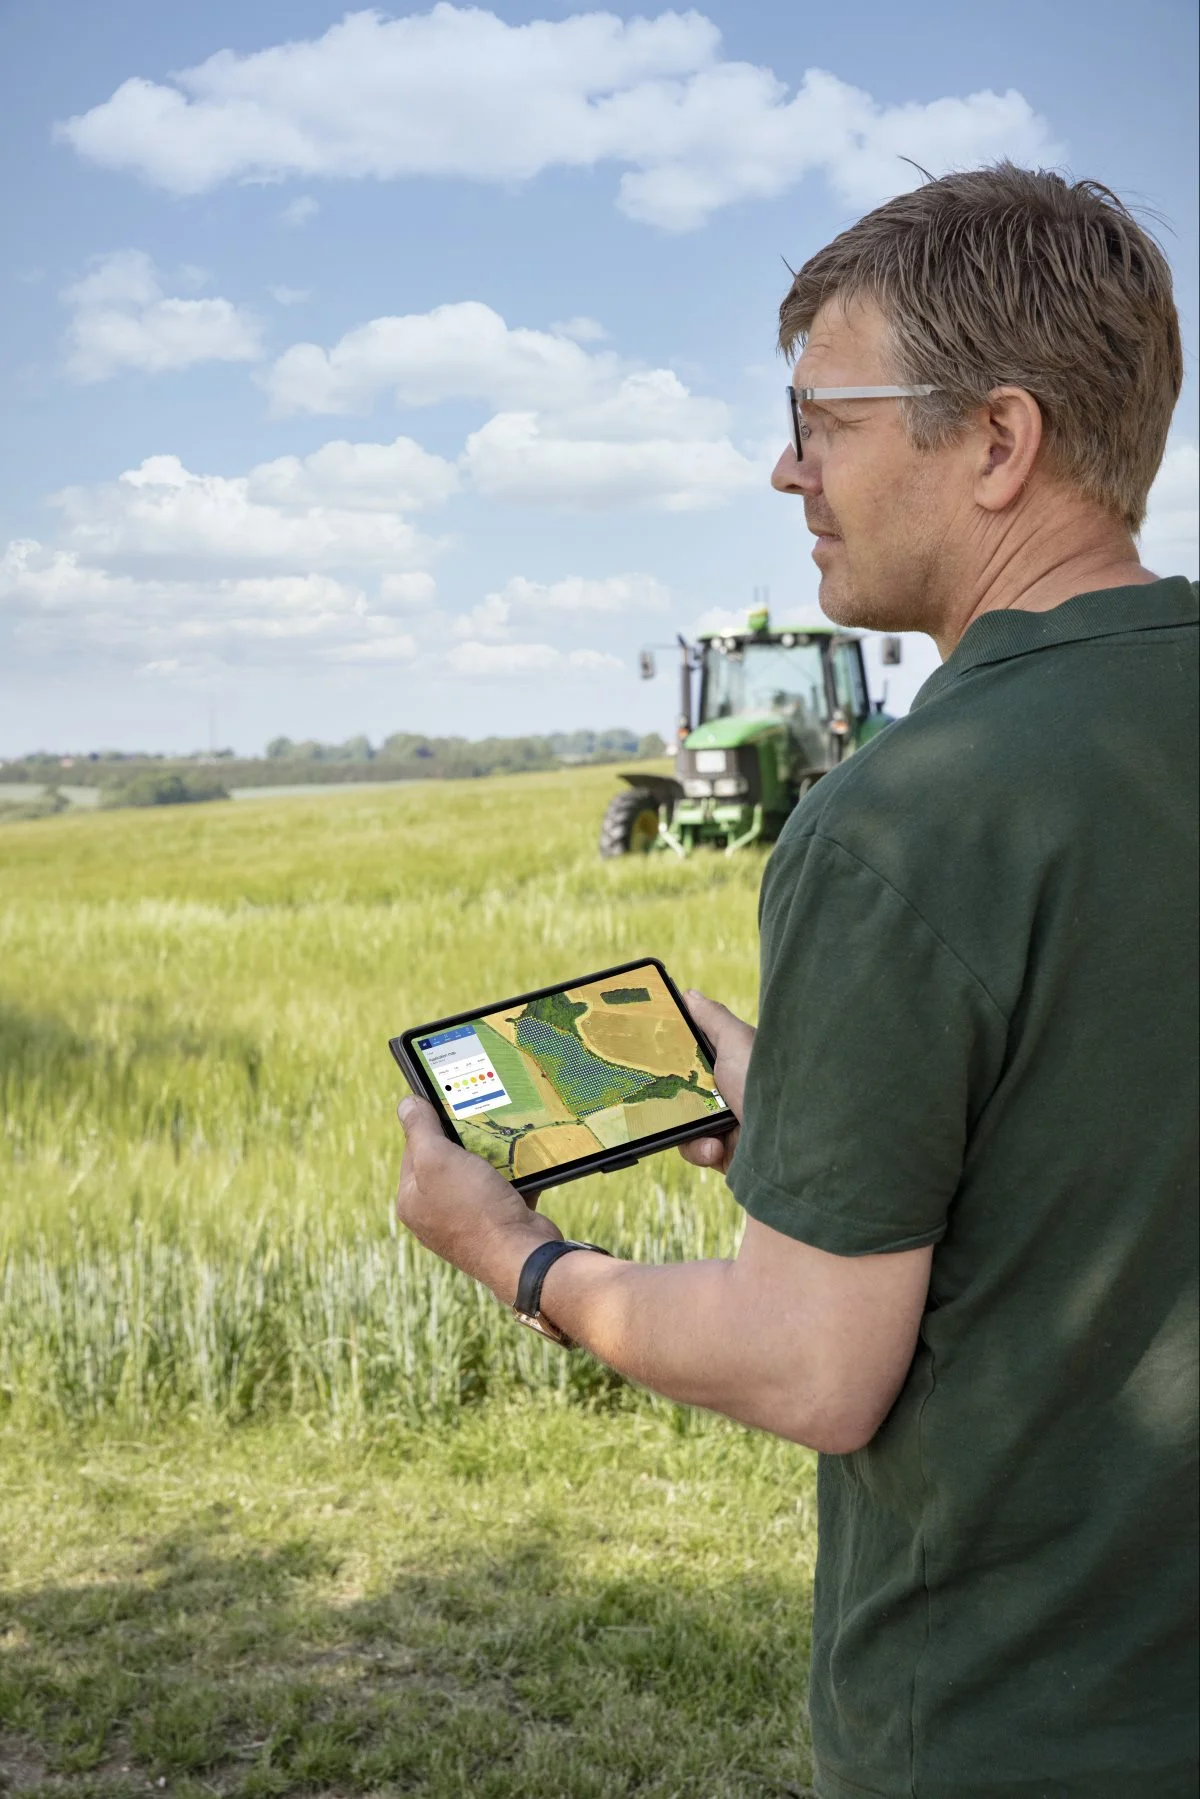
[[700, 639, 830, 768], [832, 642, 868, 718], [701, 640, 830, 726]]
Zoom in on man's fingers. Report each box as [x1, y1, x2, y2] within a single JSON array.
[[678, 1134, 728, 1169], [683, 988, 727, 1031], [396, 1094, 452, 1163], [397, 1093, 437, 1131], [684, 988, 750, 1046]]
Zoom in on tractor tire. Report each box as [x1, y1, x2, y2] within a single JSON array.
[[600, 789, 662, 858]]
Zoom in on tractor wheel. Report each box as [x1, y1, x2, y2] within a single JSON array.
[[600, 789, 661, 858]]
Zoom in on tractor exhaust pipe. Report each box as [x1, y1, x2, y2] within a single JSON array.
[[677, 634, 692, 741]]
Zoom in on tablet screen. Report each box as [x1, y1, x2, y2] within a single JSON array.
[[409, 961, 728, 1183]]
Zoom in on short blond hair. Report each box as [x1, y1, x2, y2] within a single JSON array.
[[779, 164, 1182, 531]]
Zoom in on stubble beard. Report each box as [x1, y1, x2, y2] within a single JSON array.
[[816, 543, 939, 635], [809, 448, 957, 637]]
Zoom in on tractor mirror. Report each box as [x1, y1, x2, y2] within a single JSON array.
[[638, 650, 657, 680], [880, 636, 903, 666]]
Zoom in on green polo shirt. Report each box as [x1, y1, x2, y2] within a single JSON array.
[[728, 578, 1199, 1799]]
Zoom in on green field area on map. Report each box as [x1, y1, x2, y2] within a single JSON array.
[[455, 968, 725, 1181]]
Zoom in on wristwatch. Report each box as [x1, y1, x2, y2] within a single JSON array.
[[513, 1239, 611, 1348]]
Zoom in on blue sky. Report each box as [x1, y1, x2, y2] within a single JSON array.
[[1, 0, 1196, 757]]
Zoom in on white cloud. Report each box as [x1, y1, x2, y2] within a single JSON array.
[[462, 411, 758, 510], [0, 538, 418, 669], [262, 305, 727, 436], [688, 604, 760, 638], [58, 8, 1060, 230], [608, 68, 1058, 230], [445, 574, 650, 677], [559, 369, 732, 443], [446, 639, 625, 678], [50, 449, 446, 576], [379, 571, 437, 611], [247, 436, 459, 512], [452, 592, 514, 642], [551, 316, 608, 343], [328, 629, 418, 663], [1140, 442, 1199, 578], [452, 572, 669, 639], [262, 301, 760, 508], [261, 300, 622, 416], [269, 284, 310, 305], [500, 572, 670, 614], [280, 195, 319, 227], [62, 250, 262, 381], [0, 427, 451, 673]]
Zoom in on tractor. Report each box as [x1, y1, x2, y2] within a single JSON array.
[[599, 607, 900, 857]]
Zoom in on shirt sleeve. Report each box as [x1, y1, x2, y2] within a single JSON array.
[[727, 829, 1009, 1256]]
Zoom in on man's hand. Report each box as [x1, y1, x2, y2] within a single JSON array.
[[679, 990, 755, 1175], [395, 1036, 933, 1455], [394, 1096, 559, 1304]]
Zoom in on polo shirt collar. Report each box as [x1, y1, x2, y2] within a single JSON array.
[[912, 576, 1198, 711]]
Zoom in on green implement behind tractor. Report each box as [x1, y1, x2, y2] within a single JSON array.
[[600, 607, 900, 857]]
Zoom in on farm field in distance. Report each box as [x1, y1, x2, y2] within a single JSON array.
[[0, 764, 819, 1798]]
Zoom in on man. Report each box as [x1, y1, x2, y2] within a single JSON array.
[[395, 165, 1198, 1798]]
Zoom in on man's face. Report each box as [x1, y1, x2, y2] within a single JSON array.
[[773, 297, 972, 634]]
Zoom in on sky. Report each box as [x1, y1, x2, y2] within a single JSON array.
[[1, 0, 1196, 758]]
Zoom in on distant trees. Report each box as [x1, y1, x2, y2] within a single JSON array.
[[262, 730, 662, 776], [100, 771, 230, 809], [0, 728, 669, 800], [379, 735, 557, 777], [265, 735, 375, 763]]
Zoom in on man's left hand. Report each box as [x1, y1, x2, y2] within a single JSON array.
[[394, 1096, 560, 1304]]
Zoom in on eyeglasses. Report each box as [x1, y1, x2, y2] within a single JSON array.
[[786, 384, 940, 460]]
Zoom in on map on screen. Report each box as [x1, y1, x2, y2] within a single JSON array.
[[412, 965, 726, 1181]]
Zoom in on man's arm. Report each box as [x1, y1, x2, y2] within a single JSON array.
[[534, 1218, 931, 1454], [394, 991, 932, 1455]]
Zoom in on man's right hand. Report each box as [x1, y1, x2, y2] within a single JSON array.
[[679, 990, 755, 1176]]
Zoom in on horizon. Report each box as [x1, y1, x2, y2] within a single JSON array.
[[2, 724, 664, 764]]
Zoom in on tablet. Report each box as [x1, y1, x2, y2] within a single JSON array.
[[390, 957, 737, 1194]]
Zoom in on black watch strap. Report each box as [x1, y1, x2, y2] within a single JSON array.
[[513, 1239, 611, 1348]]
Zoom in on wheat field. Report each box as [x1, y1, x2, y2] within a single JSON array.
[[0, 767, 765, 1428]]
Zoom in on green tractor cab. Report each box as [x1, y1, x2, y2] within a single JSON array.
[[600, 610, 898, 857]]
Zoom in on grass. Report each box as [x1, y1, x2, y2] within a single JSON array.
[[0, 1411, 817, 1798], [0, 765, 820, 1795]]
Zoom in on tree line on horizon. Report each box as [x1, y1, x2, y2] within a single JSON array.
[[0, 728, 669, 813], [263, 728, 666, 769]]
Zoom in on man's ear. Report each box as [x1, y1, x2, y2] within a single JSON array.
[[973, 386, 1044, 513]]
